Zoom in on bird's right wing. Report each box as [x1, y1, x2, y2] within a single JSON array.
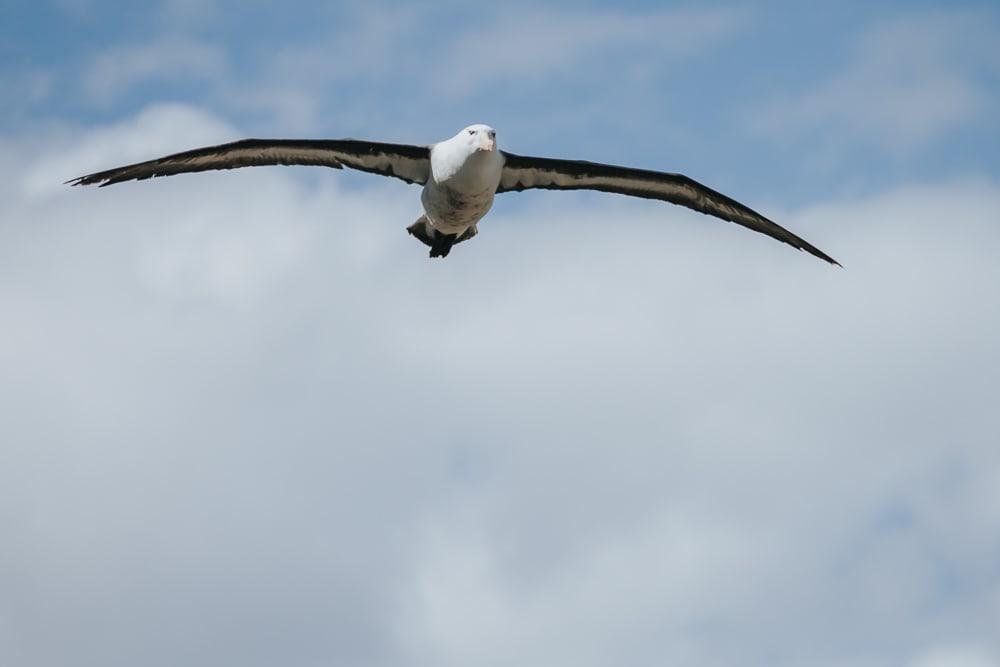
[[68, 138, 431, 187], [498, 151, 838, 266]]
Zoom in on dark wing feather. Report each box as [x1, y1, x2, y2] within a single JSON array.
[[68, 138, 431, 187], [498, 151, 838, 266]]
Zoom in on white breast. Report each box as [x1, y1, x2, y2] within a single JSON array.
[[422, 141, 503, 234], [430, 141, 503, 193]]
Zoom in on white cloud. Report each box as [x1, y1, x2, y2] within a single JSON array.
[[910, 645, 998, 667], [0, 68, 55, 121], [752, 9, 1000, 152], [164, 5, 747, 131], [436, 7, 747, 97], [2, 106, 1000, 667], [82, 37, 228, 106]]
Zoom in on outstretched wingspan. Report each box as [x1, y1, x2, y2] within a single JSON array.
[[68, 138, 431, 187], [498, 152, 838, 266]]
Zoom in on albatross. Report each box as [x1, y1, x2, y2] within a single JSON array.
[[69, 124, 838, 265]]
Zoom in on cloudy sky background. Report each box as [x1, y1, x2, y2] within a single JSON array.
[[2, 1, 999, 665]]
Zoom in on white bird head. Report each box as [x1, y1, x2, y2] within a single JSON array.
[[457, 124, 497, 153]]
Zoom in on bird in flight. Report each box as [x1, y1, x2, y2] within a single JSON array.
[[69, 124, 838, 265]]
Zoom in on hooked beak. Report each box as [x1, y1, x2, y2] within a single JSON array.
[[479, 137, 495, 152]]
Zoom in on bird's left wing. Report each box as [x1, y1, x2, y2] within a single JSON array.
[[68, 138, 431, 187], [498, 151, 838, 265]]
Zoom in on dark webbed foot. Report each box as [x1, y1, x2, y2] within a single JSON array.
[[407, 217, 476, 259], [429, 234, 457, 258]]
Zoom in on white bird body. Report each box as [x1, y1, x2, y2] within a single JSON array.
[[421, 125, 503, 238], [68, 123, 839, 265]]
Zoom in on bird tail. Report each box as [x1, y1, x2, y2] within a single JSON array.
[[406, 216, 477, 258]]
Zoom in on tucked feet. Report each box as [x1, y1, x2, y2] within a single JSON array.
[[406, 217, 477, 259], [406, 217, 434, 247]]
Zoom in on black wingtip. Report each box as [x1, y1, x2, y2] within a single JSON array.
[[807, 247, 841, 267], [66, 175, 103, 187]]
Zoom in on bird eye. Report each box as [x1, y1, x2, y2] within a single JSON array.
[[468, 129, 475, 135]]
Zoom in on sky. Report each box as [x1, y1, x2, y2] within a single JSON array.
[[1, 1, 999, 666]]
